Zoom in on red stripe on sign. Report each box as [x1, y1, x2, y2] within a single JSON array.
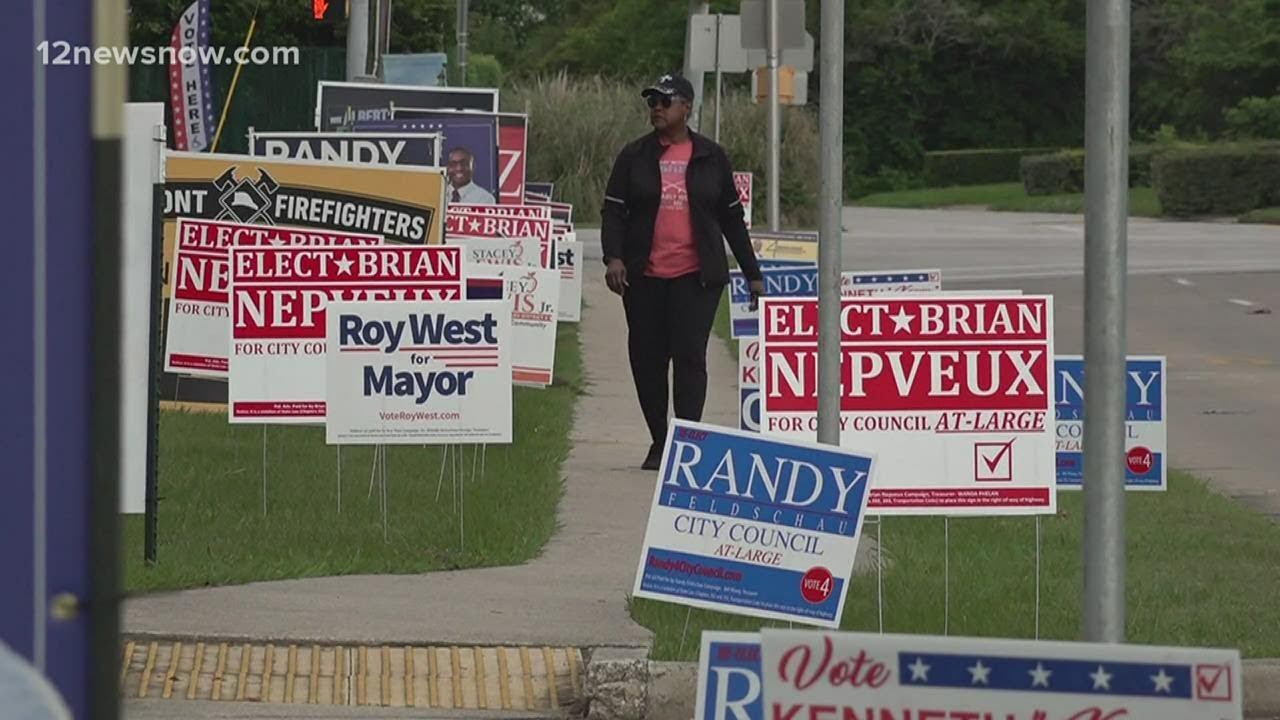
[[867, 488, 1050, 508], [513, 368, 551, 384], [232, 401, 325, 418], [168, 354, 228, 372], [446, 363, 500, 368], [762, 298, 1051, 343]]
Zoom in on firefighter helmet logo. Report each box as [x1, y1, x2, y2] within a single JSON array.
[[213, 167, 279, 225]]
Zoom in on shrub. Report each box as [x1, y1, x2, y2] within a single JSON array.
[[1151, 142, 1280, 217], [1020, 144, 1175, 195], [923, 147, 1059, 187], [1021, 151, 1085, 195], [502, 72, 820, 228]]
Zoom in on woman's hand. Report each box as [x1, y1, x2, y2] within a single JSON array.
[[605, 258, 629, 295], [748, 278, 766, 310]]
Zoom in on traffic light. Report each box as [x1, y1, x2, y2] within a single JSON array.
[[313, 0, 346, 23]]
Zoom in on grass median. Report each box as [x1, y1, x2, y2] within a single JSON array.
[[123, 321, 582, 594], [629, 470, 1280, 659], [853, 182, 1162, 217]]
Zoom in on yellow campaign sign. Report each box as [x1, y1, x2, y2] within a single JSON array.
[[751, 231, 818, 263], [161, 151, 447, 299]]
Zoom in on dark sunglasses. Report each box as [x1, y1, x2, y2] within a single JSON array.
[[645, 94, 673, 109]]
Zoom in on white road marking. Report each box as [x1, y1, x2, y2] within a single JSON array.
[[1229, 298, 1256, 307], [1173, 277, 1194, 287]]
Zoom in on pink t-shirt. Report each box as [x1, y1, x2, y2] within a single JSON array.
[[645, 139, 700, 278]]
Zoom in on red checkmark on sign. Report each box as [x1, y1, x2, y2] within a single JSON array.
[[1195, 663, 1233, 701], [974, 440, 1014, 481]]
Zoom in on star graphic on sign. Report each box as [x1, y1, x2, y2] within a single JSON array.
[[889, 307, 914, 333], [1028, 662, 1052, 688], [268, 233, 286, 247], [967, 660, 991, 685], [907, 657, 930, 682], [1090, 665, 1113, 690], [1151, 668, 1174, 693], [468, 218, 481, 232], [334, 255, 354, 275]]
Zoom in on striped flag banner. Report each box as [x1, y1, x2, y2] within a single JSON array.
[[168, 0, 218, 151]]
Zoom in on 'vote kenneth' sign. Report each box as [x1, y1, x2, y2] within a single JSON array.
[[632, 420, 876, 627], [227, 245, 463, 423], [759, 295, 1056, 516], [325, 300, 512, 445]]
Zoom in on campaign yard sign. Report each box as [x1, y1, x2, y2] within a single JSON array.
[[492, 266, 561, 387], [391, 109, 529, 205], [632, 420, 876, 627], [452, 203, 551, 220], [324, 300, 512, 445], [227, 245, 463, 423], [556, 239, 583, 323], [740, 339, 761, 432], [759, 295, 1056, 516], [450, 237, 543, 270], [729, 267, 942, 338], [1056, 355, 1167, 491], [696, 632, 763, 720], [164, 218, 382, 378], [751, 230, 818, 266], [446, 211, 556, 269], [734, 171, 753, 229], [760, 629, 1243, 720], [248, 130, 443, 168]]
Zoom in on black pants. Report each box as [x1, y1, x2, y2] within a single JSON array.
[[622, 273, 723, 447]]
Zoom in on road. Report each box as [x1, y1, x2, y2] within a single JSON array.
[[585, 207, 1280, 517]]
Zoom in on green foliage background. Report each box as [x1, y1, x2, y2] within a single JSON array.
[[128, 0, 1280, 198]]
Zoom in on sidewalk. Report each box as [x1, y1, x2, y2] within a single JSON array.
[[124, 264, 743, 650]]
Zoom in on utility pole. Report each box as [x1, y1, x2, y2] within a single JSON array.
[[683, 0, 709, 131], [1081, 0, 1131, 644], [456, 0, 469, 84], [347, 0, 370, 79], [765, 0, 780, 230], [815, 0, 843, 446]]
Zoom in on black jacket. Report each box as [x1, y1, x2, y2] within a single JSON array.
[[600, 130, 763, 287]]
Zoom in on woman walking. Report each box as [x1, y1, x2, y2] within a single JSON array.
[[600, 73, 766, 470]]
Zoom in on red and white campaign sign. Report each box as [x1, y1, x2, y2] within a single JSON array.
[[555, 239, 582, 323], [446, 210, 555, 269], [450, 237, 543, 270], [164, 217, 382, 378], [227, 245, 463, 424], [759, 295, 1055, 516], [491, 266, 560, 387], [734, 171, 753, 229], [761, 628, 1243, 720], [452, 203, 551, 220], [497, 114, 528, 205]]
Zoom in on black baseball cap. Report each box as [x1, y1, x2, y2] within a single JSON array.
[[641, 73, 695, 102]]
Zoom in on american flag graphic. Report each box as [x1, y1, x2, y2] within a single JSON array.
[[168, 0, 217, 151], [847, 273, 934, 284], [897, 652, 1192, 699]]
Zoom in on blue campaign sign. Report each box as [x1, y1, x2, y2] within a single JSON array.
[[728, 266, 817, 338], [695, 632, 763, 720], [1054, 355, 1167, 491], [631, 420, 877, 627]]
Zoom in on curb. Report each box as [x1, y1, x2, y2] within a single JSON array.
[[581, 653, 1280, 720]]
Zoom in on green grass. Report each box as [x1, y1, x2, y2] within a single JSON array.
[[124, 322, 583, 594], [629, 471, 1280, 659], [1240, 207, 1280, 225], [853, 182, 1164, 218]]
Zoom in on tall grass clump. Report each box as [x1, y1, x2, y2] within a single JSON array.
[[503, 72, 819, 228]]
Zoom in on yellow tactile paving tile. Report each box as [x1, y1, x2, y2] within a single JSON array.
[[119, 637, 584, 711]]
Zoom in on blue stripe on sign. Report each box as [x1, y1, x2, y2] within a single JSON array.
[[658, 488, 860, 537], [732, 318, 757, 336], [897, 653, 1192, 699], [640, 547, 843, 622]]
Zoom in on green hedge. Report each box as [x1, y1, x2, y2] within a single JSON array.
[[1019, 144, 1172, 196], [1151, 142, 1280, 217], [923, 147, 1059, 187]]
